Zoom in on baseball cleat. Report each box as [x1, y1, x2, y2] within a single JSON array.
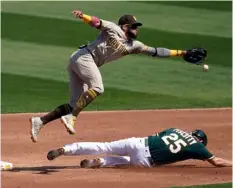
[[61, 114, 76, 135], [47, 148, 65, 161], [80, 158, 103, 168], [30, 117, 44, 143]]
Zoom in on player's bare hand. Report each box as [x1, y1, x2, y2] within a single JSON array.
[[72, 10, 83, 19]]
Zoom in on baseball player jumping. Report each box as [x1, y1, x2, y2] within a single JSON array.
[[30, 10, 207, 142], [47, 128, 232, 168]]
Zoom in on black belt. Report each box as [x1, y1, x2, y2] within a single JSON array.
[[144, 138, 156, 166], [86, 47, 95, 60], [79, 45, 95, 60]]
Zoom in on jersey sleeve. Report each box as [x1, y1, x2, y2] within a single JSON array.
[[133, 41, 156, 56], [98, 19, 123, 39], [191, 143, 215, 161], [99, 20, 119, 31]]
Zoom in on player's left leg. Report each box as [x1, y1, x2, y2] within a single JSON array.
[[30, 102, 73, 142], [61, 50, 104, 134], [47, 138, 131, 161]]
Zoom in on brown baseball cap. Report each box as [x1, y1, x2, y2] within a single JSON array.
[[118, 15, 142, 26]]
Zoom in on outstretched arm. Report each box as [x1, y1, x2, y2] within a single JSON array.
[[71, 10, 117, 32], [134, 42, 187, 58], [143, 46, 187, 58], [207, 157, 232, 167], [136, 42, 206, 64], [72, 10, 101, 28]]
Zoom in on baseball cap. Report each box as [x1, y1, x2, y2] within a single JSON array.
[[118, 15, 142, 26]]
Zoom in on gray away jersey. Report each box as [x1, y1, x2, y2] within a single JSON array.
[[86, 20, 153, 67]]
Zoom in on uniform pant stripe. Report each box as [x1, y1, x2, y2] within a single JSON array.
[[90, 89, 98, 97], [88, 89, 97, 98]]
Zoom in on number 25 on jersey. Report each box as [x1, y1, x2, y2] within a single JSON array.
[[161, 133, 187, 153]]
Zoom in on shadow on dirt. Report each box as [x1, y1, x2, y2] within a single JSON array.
[[7, 165, 81, 175], [5, 164, 216, 175]]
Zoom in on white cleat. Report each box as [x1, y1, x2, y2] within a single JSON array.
[[61, 114, 76, 135], [80, 158, 104, 168], [30, 117, 43, 143]]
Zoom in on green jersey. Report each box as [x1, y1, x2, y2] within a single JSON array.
[[148, 128, 214, 165]]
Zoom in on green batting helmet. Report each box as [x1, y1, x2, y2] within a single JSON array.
[[191, 129, 208, 146]]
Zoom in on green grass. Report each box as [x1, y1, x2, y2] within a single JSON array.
[[2, 39, 231, 102], [1, 73, 230, 113], [1, 1, 231, 37], [135, 1, 232, 12], [171, 182, 232, 188], [1, 1, 232, 113], [2, 12, 231, 68]]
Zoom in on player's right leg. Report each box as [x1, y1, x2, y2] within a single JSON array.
[[80, 156, 131, 168], [60, 66, 88, 135], [61, 48, 104, 134]]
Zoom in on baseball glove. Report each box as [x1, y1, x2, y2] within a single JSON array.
[[183, 48, 207, 65]]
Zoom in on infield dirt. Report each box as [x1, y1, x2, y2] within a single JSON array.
[[1, 108, 232, 188]]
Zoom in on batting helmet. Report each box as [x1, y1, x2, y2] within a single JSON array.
[[191, 129, 208, 146]]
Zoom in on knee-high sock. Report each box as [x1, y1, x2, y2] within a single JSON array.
[[41, 103, 73, 125], [72, 89, 100, 117]]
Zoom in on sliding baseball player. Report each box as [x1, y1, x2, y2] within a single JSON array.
[[47, 128, 231, 168], [30, 10, 207, 142]]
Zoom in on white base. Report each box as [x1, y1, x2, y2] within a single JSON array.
[[1, 161, 14, 170]]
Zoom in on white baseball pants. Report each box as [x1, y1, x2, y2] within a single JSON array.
[[63, 137, 152, 168]]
